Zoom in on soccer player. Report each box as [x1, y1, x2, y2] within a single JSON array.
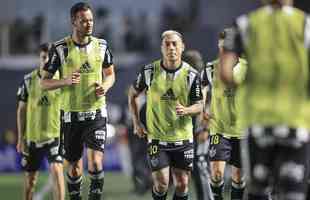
[[128, 30, 203, 200], [183, 49, 214, 200], [220, 0, 310, 199], [16, 43, 65, 200], [40, 2, 115, 200], [201, 30, 247, 200]]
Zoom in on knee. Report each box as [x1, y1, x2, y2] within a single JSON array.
[[50, 163, 63, 174], [26, 173, 38, 188], [211, 168, 224, 183], [174, 178, 189, 193], [69, 162, 83, 177], [154, 178, 169, 193]]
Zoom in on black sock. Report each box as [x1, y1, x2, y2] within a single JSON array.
[[152, 187, 167, 200], [88, 170, 105, 200], [231, 180, 245, 200], [173, 192, 189, 200], [210, 179, 224, 200], [66, 173, 82, 200]]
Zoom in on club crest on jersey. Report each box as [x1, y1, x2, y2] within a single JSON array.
[[161, 88, 177, 101]]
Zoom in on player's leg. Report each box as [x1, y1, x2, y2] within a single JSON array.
[[231, 166, 245, 200], [84, 118, 107, 200], [24, 171, 39, 200], [87, 149, 105, 200], [63, 121, 84, 200], [230, 138, 245, 200], [170, 142, 194, 200], [66, 159, 83, 200], [21, 143, 42, 200], [50, 162, 65, 200], [171, 168, 191, 200], [148, 142, 170, 200], [152, 167, 170, 200], [46, 138, 65, 200], [209, 134, 229, 200]]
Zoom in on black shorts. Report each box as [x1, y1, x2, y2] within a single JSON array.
[[208, 133, 243, 168], [63, 117, 107, 162], [245, 126, 309, 198], [147, 140, 194, 171], [21, 138, 63, 172]]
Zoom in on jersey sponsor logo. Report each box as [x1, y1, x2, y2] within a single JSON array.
[[50, 146, 59, 156], [38, 95, 50, 106], [95, 130, 106, 140], [184, 149, 194, 159], [161, 88, 177, 101], [80, 61, 94, 73]]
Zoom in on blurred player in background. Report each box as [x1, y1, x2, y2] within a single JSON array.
[[183, 49, 214, 200], [202, 30, 247, 200], [16, 43, 65, 200], [128, 30, 203, 200], [220, 0, 310, 199], [40, 2, 115, 200]]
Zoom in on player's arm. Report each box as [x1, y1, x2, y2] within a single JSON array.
[[220, 24, 244, 86], [176, 74, 203, 116], [40, 44, 80, 90], [17, 101, 26, 153], [41, 70, 80, 90], [95, 64, 115, 97], [95, 47, 115, 97], [16, 81, 28, 153], [128, 68, 148, 138]]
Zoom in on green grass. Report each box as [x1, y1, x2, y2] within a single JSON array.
[[0, 172, 198, 200]]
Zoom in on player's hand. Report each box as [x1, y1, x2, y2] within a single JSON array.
[[133, 122, 147, 138], [16, 140, 24, 153], [176, 102, 188, 116], [202, 112, 211, 123], [95, 82, 106, 97], [64, 70, 80, 85]]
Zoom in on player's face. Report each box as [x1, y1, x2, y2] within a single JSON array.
[[161, 34, 184, 62], [39, 51, 49, 67], [73, 9, 94, 37]]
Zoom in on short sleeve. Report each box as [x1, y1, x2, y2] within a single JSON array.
[[132, 67, 147, 92], [43, 44, 61, 74], [102, 47, 114, 68], [189, 74, 203, 103], [17, 80, 28, 102]]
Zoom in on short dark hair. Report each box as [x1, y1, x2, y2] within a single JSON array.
[[70, 2, 92, 20], [39, 43, 51, 53]]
